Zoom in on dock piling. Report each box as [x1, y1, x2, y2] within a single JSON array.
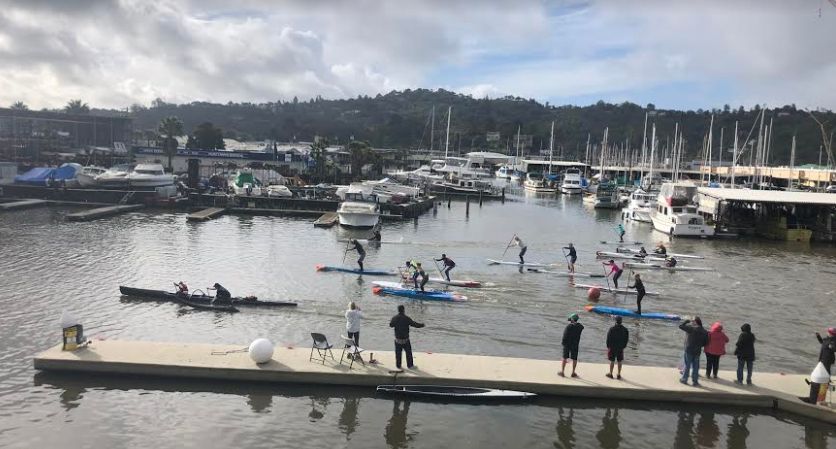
[[466, 195, 470, 216], [501, 188, 506, 204]]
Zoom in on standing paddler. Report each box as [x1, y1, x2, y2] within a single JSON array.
[[434, 254, 456, 281], [615, 224, 626, 243], [603, 260, 624, 289], [628, 273, 646, 314], [563, 243, 577, 273], [348, 239, 366, 272], [415, 263, 429, 292], [510, 235, 528, 264]]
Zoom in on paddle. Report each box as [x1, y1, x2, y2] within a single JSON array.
[[561, 248, 572, 272], [433, 259, 445, 280], [341, 240, 351, 264], [501, 234, 517, 258], [602, 262, 612, 292]]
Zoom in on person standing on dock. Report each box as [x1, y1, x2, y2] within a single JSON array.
[[511, 236, 527, 264], [605, 316, 628, 379], [344, 302, 363, 347], [705, 322, 729, 379], [815, 328, 836, 374], [616, 224, 626, 243], [603, 260, 624, 289], [563, 243, 577, 273], [627, 273, 645, 314], [389, 304, 425, 370], [559, 313, 584, 378], [678, 317, 709, 386], [434, 254, 456, 281], [348, 239, 366, 272], [734, 323, 756, 384]]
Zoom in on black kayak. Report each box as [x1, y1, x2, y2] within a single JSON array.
[[179, 297, 239, 313], [119, 286, 297, 308]]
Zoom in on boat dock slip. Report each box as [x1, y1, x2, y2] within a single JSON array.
[[0, 199, 48, 211], [187, 207, 227, 222], [34, 340, 835, 424], [313, 212, 339, 228], [65, 204, 144, 222]]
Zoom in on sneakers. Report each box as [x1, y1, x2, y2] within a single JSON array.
[[571, 373, 579, 378], [680, 379, 688, 385], [407, 365, 417, 370], [558, 372, 565, 377], [617, 374, 622, 380], [606, 373, 614, 379]]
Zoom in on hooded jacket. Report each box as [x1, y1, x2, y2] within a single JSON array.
[[734, 324, 756, 361], [679, 319, 709, 356], [705, 322, 729, 356]]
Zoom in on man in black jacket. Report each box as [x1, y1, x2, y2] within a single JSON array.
[[679, 317, 709, 386], [389, 305, 425, 369], [815, 328, 836, 374], [606, 316, 629, 379], [559, 313, 584, 378]]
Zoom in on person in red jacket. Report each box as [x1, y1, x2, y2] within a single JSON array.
[[704, 321, 729, 379]]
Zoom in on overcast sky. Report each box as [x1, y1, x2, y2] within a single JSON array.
[[1, 0, 835, 110]]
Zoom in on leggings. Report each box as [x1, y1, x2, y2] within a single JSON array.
[[636, 291, 645, 314], [612, 270, 622, 288], [705, 353, 720, 377]]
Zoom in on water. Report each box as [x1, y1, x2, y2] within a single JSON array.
[[1, 191, 835, 448]]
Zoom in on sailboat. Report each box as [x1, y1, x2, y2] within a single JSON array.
[[583, 128, 619, 208], [524, 121, 557, 193], [623, 123, 659, 222]]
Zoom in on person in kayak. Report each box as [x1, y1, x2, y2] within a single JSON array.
[[348, 239, 366, 272], [665, 257, 678, 268], [368, 228, 382, 242], [434, 254, 456, 281], [510, 236, 527, 264], [563, 243, 577, 273], [559, 313, 584, 378], [606, 316, 628, 379], [815, 328, 836, 374], [389, 304, 425, 369], [212, 283, 231, 301], [616, 224, 626, 243], [679, 317, 709, 386], [627, 273, 645, 314], [175, 281, 189, 296], [654, 243, 667, 255], [415, 263, 429, 292], [638, 247, 648, 257], [603, 260, 624, 289], [734, 323, 756, 384]]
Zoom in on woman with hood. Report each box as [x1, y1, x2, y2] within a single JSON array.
[[734, 323, 756, 385], [704, 321, 729, 379]]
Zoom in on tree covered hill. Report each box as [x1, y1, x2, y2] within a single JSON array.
[[129, 89, 834, 165]]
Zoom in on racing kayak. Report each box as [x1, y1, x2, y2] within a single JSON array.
[[572, 283, 660, 296], [371, 281, 467, 302], [315, 265, 397, 275], [623, 263, 714, 272], [616, 247, 704, 260], [486, 259, 551, 268], [119, 286, 297, 308], [525, 268, 605, 278], [585, 305, 680, 321], [595, 251, 665, 262]]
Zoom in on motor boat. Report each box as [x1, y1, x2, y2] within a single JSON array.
[[433, 157, 492, 179], [622, 188, 656, 222], [582, 181, 619, 209], [76, 166, 107, 187], [523, 172, 556, 193], [266, 184, 293, 198], [560, 168, 583, 194], [337, 193, 380, 228], [230, 169, 262, 196], [95, 164, 133, 188], [495, 165, 512, 179], [650, 182, 714, 237], [428, 175, 495, 195], [128, 163, 174, 188]]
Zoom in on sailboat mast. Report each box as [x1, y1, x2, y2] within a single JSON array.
[[640, 112, 648, 181], [600, 127, 608, 180], [789, 134, 796, 189], [444, 106, 451, 159], [731, 121, 738, 189], [548, 121, 555, 176], [515, 126, 521, 173], [707, 114, 715, 185], [430, 106, 435, 153], [649, 124, 656, 187]]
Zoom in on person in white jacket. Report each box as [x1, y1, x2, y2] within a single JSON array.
[[345, 302, 363, 347]]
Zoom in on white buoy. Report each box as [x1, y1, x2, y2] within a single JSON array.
[[248, 338, 274, 364]]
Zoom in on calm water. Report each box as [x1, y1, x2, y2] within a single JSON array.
[[1, 189, 835, 448]]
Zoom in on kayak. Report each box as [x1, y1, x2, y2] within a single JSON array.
[[585, 304, 680, 321], [599, 241, 643, 245], [427, 277, 483, 288], [525, 268, 605, 278], [376, 384, 536, 400], [337, 237, 405, 244], [119, 286, 297, 308], [595, 251, 666, 262], [486, 259, 551, 268], [617, 247, 704, 260], [315, 265, 397, 275], [623, 263, 714, 272], [179, 297, 239, 312], [572, 283, 660, 296], [371, 281, 467, 302]]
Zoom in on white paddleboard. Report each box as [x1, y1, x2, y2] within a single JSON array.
[[486, 259, 551, 268], [572, 283, 660, 296], [623, 263, 714, 272]]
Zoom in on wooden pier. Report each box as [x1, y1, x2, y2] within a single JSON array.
[[187, 207, 227, 222], [0, 199, 48, 211], [66, 204, 144, 222], [313, 212, 339, 228]]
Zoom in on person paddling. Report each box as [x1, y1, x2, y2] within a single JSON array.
[[637, 246, 647, 257], [563, 243, 577, 273], [434, 254, 456, 281], [654, 243, 667, 255], [415, 263, 428, 292], [603, 259, 624, 289], [616, 224, 626, 243], [348, 239, 366, 272], [212, 282, 231, 301], [627, 273, 645, 314], [510, 236, 527, 264], [665, 257, 678, 268], [369, 227, 382, 242]]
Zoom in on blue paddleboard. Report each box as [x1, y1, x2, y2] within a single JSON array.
[[585, 305, 680, 321]]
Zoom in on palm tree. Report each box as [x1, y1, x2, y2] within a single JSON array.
[[10, 101, 28, 111], [158, 116, 184, 172], [64, 99, 90, 114]]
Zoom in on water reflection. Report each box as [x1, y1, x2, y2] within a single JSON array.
[[554, 407, 575, 449], [595, 408, 620, 449], [384, 399, 411, 449], [696, 411, 720, 448], [246, 393, 272, 413], [674, 411, 696, 449], [727, 415, 749, 449], [338, 397, 360, 439]]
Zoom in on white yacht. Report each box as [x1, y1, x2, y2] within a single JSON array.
[[338, 193, 380, 228], [230, 169, 262, 196], [266, 184, 293, 197], [622, 189, 656, 222], [128, 163, 175, 188], [651, 182, 714, 237], [76, 166, 107, 187], [495, 165, 512, 179], [560, 168, 583, 194], [94, 164, 133, 188], [523, 172, 556, 193], [434, 157, 492, 179], [583, 181, 619, 209]]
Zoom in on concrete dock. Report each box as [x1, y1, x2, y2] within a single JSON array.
[[187, 207, 227, 222], [33, 340, 835, 424], [65, 204, 144, 222], [313, 212, 339, 228], [0, 199, 48, 211]]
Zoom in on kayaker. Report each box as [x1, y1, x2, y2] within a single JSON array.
[[345, 301, 363, 348], [606, 316, 629, 380], [348, 239, 366, 272], [665, 257, 678, 268], [603, 260, 624, 289], [563, 243, 577, 273], [705, 321, 729, 379], [434, 254, 456, 281], [627, 273, 645, 314], [638, 246, 648, 257], [511, 236, 527, 264], [389, 304, 425, 370], [212, 283, 231, 301], [616, 224, 626, 243], [734, 324, 756, 384], [678, 317, 709, 386], [654, 243, 667, 255], [415, 263, 428, 292], [559, 313, 584, 378], [175, 281, 189, 296], [369, 229, 381, 242], [815, 328, 836, 374]]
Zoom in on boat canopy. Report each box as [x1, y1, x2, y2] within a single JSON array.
[[14, 167, 54, 185]]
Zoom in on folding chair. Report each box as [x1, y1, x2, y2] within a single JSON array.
[[339, 335, 366, 370], [309, 333, 335, 364]]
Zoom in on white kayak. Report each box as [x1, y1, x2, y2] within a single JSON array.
[[616, 248, 704, 260], [595, 251, 666, 262], [337, 237, 405, 244], [487, 259, 552, 268], [573, 283, 660, 296], [426, 277, 485, 288], [525, 268, 605, 278], [623, 262, 714, 272]]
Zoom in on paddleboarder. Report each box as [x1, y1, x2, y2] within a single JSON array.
[[637, 247, 648, 257], [559, 313, 584, 378], [369, 227, 382, 242], [510, 235, 527, 264], [348, 239, 366, 272], [389, 304, 425, 370], [606, 316, 629, 379], [654, 243, 667, 255], [563, 243, 577, 273], [616, 224, 626, 243], [627, 273, 645, 314], [434, 254, 456, 281], [415, 263, 429, 292], [603, 260, 624, 289]]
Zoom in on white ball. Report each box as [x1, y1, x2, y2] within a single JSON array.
[[248, 338, 274, 364]]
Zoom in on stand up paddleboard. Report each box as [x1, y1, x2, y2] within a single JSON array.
[[599, 241, 643, 245], [617, 247, 704, 260], [486, 259, 551, 268], [585, 305, 680, 321], [525, 269, 604, 278], [371, 281, 467, 302], [595, 251, 666, 262], [623, 263, 714, 272], [572, 283, 660, 296], [315, 265, 397, 276]]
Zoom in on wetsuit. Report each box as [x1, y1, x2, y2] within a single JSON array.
[[369, 230, 381, 242], [563, 246, 577, 264], [817, 334, 835, 374], [629, 277, 646, 314], [434, 256, 456, 281], [351, 242, 366, 271]]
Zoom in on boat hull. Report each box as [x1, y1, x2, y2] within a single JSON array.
[[560, 186, 582, 195], [651, 213, 715, 237], [338, 212, 380, 228], [118, 286, 297, 308]]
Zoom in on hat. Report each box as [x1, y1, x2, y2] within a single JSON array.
[[615, 316, 622, 324], [568, 313, 579, 322], [828, 327, 836, 337]]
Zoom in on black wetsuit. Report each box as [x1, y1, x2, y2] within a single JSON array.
[[629, 278, 646, 314], [435, 257, 456, 281], [417, 268, 428, 291], [563, 246, 577, 264], [215, 284, 231, 301], [817, 334, 836, 374], [351, 242, 366, 271]]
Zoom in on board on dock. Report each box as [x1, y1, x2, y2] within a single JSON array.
[[66, 204, 143, 222], [187, 207, 226, 222]]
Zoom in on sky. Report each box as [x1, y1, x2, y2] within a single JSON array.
[[1, 0, 835, 110]]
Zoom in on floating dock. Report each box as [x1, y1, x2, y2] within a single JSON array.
[[33, 340, 835, 424], [187, 207, 227, 222], [65, 204, 144, 222], [0, 199, 48, 211], [313, 212, 339, 228]]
